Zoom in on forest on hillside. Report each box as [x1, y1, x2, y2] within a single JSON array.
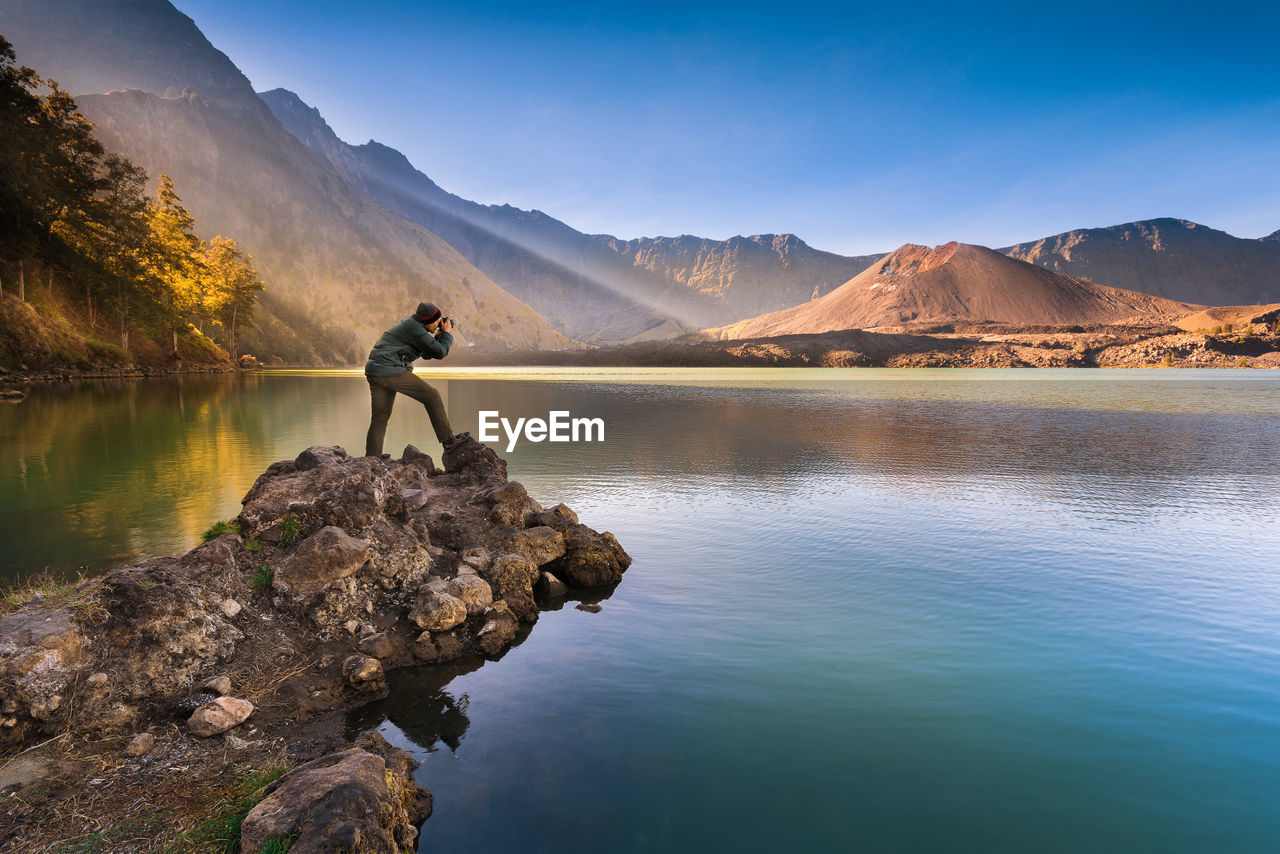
[[0, 34, 263, 372]]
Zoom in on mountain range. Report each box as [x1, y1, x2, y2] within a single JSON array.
[[1, 0, 1277, 359], [707, 243, 1195, 339]]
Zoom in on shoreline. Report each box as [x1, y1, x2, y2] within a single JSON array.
[[0, 440, 631, 851]]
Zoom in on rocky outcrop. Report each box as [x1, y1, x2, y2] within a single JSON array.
[[240, 732, 430, 854], [0, 437, 630, 846]]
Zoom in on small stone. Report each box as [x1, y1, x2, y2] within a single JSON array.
[[86, 672, 109, 688], [537, 572, 568, 598], [124, 732, 155, 757], [220, 599, 243, 619], [576, 603, 603, 614], [225, 733, 253, 750], [344, 620, 361, 635], [342, 654, 384, 689], [357, 631, 394, 659], [199, 676, 233, 696], [188, 697, 254, 737], [460, 546, 490, 571]]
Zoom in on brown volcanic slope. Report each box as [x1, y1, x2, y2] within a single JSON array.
[[706, 242, 1198, 339], [1002, 218, 1280, 306]]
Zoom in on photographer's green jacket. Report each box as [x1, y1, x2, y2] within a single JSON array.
[[364, 317, 453, 376]]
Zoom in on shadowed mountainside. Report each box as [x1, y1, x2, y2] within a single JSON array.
[[706, 242, 1197, 339], [261, 88, 882, 341], [1001, 218, 1280, 306], [1, 0, 569, 359]]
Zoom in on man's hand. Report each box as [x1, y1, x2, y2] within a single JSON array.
[[440, 318, 453, 334]]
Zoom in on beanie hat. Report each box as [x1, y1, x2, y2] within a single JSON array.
[[415, 302, 441, 324]]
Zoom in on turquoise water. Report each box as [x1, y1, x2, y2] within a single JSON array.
[[3, 370, 1280, 851]]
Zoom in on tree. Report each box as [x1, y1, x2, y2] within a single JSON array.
[[143, 175, 203, 353], [202, 236, 263, 359]]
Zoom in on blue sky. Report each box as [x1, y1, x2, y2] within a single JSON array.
[[174, 0, 1279, 255]]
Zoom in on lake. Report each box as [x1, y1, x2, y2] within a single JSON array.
[[4, 368, 1280, 852]]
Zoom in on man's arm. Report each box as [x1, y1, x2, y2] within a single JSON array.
[[408, 323, 452, 360]]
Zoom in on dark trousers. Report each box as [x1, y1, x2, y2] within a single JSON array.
[[365, 371, 454, 456]]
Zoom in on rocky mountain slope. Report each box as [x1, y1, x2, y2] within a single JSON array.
[[259, 88, 699, 344], [261, 89, 883, 341], [707, 242, 1197, 339], [1, 0, 568, 357], [1002, 218, 1280, 306], [598, 233, 881, 319]]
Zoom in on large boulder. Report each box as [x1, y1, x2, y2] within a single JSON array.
[[239, 747, 425, 853], [507, 526, 566, 566], [545, 525, 633, 588], [0, 609, 86, 740], [240, 447, 400, 540], [272, 527, 372, 604], [408, 589, 467, 632]]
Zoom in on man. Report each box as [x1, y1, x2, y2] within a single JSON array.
[[364, 301, 469, 457]]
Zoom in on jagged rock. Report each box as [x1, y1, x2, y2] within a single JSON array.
[[545, 525, 633, 588], [483, 481, 530, 526], [294, 445, 349, 472], [475, 602, 520, 657], [536, 572, 568, 598], [460, 546, 490, 571], [440, 436, 506, 482], [342, 655, 385, 691], [199, 676, 232, 696], [482, 553, 540, 623], [357, 631, 394, 659], [124, 732, 155, 756], [240, 747, 426, 853], [273, 526, 372, 603], [399, 444, 437, 473], [413, 631, 465, 664], [240, 448, 394, 539], [526, 503, 579, 528], [445, 575, 493, 615], [508, 526, 566, 566], [187, 696, 253, 737], [0, 609, 86, 735], [408, 589, 467, 632], [401, 488, 429, 510]]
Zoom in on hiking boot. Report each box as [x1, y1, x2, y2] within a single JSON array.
[[442, 432, 471, 451]]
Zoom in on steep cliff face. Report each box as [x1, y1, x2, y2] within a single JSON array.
[[0, 0, 257, 108], [600, 233, 881, 318], [1002, 218, 1280, 306], [707, 242, 1197, 339], [2, 0, 569, 355]]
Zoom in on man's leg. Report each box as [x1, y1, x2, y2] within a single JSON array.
[[365, 377, 397, 456], [381, 371, 455, 445]]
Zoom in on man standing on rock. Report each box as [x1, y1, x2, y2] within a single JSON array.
[[365, 302, 470, 457]]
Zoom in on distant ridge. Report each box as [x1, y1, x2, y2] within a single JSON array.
[[597, 233, 881, 319], [706, 242, 1197, 339], [1002, 218, 1280, 306]]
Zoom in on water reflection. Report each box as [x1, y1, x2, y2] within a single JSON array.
[[3, 371, 1278, 580]]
